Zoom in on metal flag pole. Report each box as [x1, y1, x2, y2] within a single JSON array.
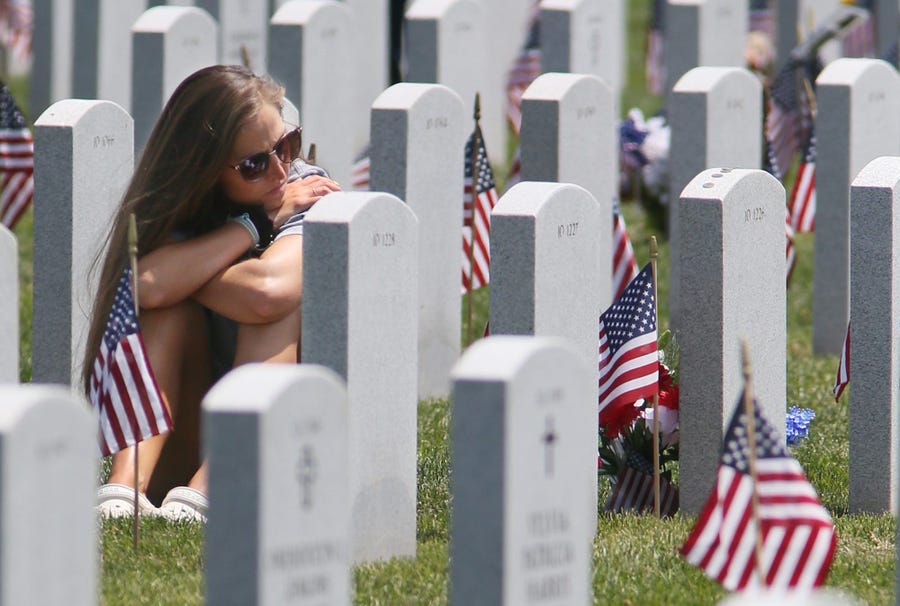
[[741, 340, 767, 585], [465, 93, 481, 347], [649, 236, 661, 517], [128, 213, 141, 552]]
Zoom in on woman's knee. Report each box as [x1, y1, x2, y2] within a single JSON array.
[[234, 307, 301, 365]]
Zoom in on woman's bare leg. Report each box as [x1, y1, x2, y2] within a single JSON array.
[[184, 306, 301, 492], [106, 299, 212, 504]]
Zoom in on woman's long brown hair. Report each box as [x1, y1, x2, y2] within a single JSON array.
[[80, 65, 284, 394]]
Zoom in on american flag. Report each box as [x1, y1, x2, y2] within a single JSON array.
[[833, 321, 850, 402], [645, 0, 665, 96], [785, 210, 796, 286], [841, 9, 875, 58], [764, 135, 797, 286], [89, 268, 173, 457], [789, 127, 816, 233], [765, 61, 802, 179], [605, 441, 678, 516], [351, 144, 370, 191], [680, 391, 837, 591], [0, 0, 32, 63], [504, 146, 522, 193], [462, 125, 498, 293], [598, 263, 658, 417], [506, 1, 541, 135], [612, 201, 638, 300], [0, 79, 32, 229]]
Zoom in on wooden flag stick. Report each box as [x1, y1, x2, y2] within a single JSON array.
[[649, 236, 661, 517], [464, 93, 481, 347], [128, 213, 140, 552], [240, 45, 252, 71], [741, 340, 766, 585]]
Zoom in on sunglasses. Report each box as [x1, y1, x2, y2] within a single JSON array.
[[229, 127, 302, 182]]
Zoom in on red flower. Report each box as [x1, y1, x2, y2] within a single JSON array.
[[600, 402, 642, 439], [658, 363, 679, 411]]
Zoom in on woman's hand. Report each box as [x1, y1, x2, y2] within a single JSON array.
[[270, 175, 341, 228]]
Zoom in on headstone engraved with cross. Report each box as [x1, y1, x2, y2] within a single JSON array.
[[543, 416, 556, 477], [204, 364, 351, 606], [450, 336, 594, 606], [296, 443, 317, 510]]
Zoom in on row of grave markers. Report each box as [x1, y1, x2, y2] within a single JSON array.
[[30, 0, 626, 171], [8, 90, 900, 606], [19, 53, 900, 520], [7, 158, 900, 602]]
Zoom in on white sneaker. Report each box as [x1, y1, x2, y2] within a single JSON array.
[[158, 486, 208, 523], [96, 483, 158, 518]]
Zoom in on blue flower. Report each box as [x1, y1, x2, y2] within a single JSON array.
[[786, 406, 816, 445]]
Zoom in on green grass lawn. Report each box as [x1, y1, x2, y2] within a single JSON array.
[[13, 1, 896, 603]]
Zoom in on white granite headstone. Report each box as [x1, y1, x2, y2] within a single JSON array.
[[269, 0, 356, 186], [540, 0, 625, 112], [848, 156, 900, 514], [342, 0, 390, 152], [813, 58, 900, 354], [32, 100, 134, 387], [205, 364, 351, 606], [72, 0, 148, 112], [302, 192, 418, 562], [519, 71, 614, 311], [668, 66, 762, 330], [29, 0, 74, 117], [0, 385, 97, 606], [0, 227, 16, 384], [676, 168, 786, 515], [131, 6, 218, 152], [665, 0, 748, 97], [450, 336, 594, 606], [404, 0, 500, 162], [370, 83, 464, 400], [194, 0, 269, 73]]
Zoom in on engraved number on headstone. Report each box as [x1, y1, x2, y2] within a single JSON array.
[[183, 37, 199, 48], [726, 98, 743, 110], [93, 135, 115, 148], [426, 116, 448, 130], [295, 445, 317, 510], [589, 28, 601, 67], [869, 90, 886, 103], [557, 222, 579, 238], [543, 417, 556, 477], [372, 232, 396, 247], [743, 207, 765, 223], [576, 106, 595, 120], [321, 27, 337, 40]]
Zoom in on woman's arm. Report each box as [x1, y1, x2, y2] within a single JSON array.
[[137, 222, 254, 309], [191, 233, 303, 324]]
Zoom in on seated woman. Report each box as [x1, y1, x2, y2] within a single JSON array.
[[83, 64, 341, 522]]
